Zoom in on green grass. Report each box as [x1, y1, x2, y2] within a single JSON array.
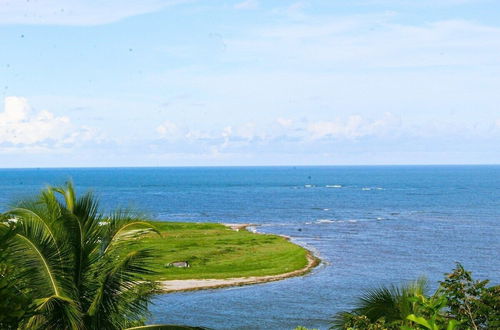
[[128, 222, 309, 281]]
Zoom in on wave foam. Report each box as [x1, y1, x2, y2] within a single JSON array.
[[315, 219, 358, 224], [316, 219, 336, 224], [362, 187, 384, 191], [246, 226, 258, 233]]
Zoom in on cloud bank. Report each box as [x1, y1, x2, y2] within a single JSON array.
[[0, 96, 97, 148], [155, 113, 402, 146]]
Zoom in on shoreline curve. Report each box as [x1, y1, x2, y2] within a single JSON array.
[[158, 224, 320, 293]]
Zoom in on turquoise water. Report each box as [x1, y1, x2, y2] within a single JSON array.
[[0, 166, 499, 329]]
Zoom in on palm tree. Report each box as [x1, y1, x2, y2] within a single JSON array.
[[330, 278, 428, 329], [0, 182, 166, 329], [0, 220, 34, 329]]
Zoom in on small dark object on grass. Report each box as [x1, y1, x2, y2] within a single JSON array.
[[165, 261, 191, 268]]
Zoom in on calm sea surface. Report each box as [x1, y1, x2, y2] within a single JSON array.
[[0, 166, 499, 329]]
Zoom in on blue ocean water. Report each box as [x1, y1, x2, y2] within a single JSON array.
[[0, 166, 499, 329]]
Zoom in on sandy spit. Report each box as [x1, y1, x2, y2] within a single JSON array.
[[158, 224, 320, 293]]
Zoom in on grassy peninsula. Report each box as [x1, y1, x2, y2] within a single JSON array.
[[130, 222, 311, 281]]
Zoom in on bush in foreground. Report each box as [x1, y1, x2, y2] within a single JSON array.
[[331, 263, 500, 329]]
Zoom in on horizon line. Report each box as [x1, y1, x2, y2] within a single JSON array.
[[1, 163, 499, 170]]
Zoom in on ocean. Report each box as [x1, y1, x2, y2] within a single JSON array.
[[0, 166, 498, 329]]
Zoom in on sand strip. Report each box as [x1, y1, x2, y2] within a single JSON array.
[[159, 252, 318, 293]]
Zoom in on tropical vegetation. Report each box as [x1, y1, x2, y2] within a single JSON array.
[[0, 182, 185, 329], [331, 263, 500, 329]]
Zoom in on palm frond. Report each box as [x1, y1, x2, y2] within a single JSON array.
[[51, 184, 104, 298], [117, 281, 159, 328], [353, 285, 400, 322], [330, 311, 360, 329], [51, 180, 77, 213], [5, 201, 77, 299], [2, 184, 165, 330], [25, 295, 83, 330], [0, 221, 18, 256], [39, 188, 65, 222], [14, 228, 75, 298], [331, 277, 429, 329], [398, 277, 428, 317], [86, 249, 156, 329], [101, 210, 160, 254]]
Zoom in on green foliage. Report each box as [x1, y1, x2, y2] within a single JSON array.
[[0, 221, 33, 329], [331, 264, 499, 330], [330, 278, 428, 329], [0, 182, 165, 329], [439, 263, 500, 329], [0, 276, 30, 329], [404, 314, 458, 330], [403, 294, 458, 330], [339, 315, 391, 329]]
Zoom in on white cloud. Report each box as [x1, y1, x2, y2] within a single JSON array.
[[144, 112, 500, 165], [0, 0, 190, 26], [184, 129, 213, 141], [234, 0, 259, 10], [156, 120, 182, 140], [276, 117, 293, 127], [0, 96, 29, 123], [221, 126, 232, 138], [153, 112, 497, 150], [233, 122, 262, 140], [307, 113, 400, 140], [0, 96, 97, 146], [157, 120, 267, 144], [153, 113, 402, 150]]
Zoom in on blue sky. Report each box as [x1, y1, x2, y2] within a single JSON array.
[[0, 0, 499, 167]]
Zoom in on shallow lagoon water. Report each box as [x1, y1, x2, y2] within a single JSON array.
[[0, 166, 499, 329]]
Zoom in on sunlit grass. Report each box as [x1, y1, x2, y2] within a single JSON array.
[[129, 222, 309, 281]]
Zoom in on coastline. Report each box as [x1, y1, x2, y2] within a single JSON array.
[[158, 223, 320, 293]]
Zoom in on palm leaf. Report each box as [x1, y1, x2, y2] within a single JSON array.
[[25, 295, 83, 330], [86, 249, 156, 329], [51, 181, 77, 213], [331, 278, 429, 329], [101, 210, 160, 254], [3, 218, 74, 299], [2, 183, 166, 329]]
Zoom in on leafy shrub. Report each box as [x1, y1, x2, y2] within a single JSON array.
[[331, 264, 499, 330]]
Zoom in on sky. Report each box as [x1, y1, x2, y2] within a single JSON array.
[[0, 0, 499, 167]]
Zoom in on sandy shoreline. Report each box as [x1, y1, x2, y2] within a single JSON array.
[[158, 223, 320, 293]]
